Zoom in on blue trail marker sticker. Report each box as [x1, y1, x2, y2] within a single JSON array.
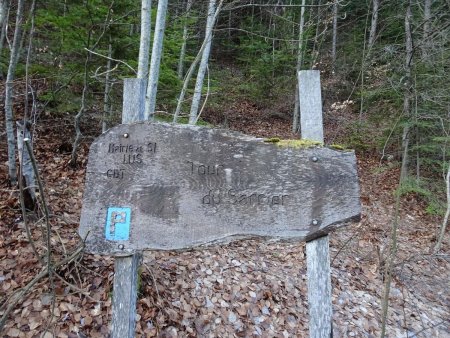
[[105, 207, 131, 241]]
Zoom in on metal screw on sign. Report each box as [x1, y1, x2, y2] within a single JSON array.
[[118, 244, 125, 250], [311, 156, 319, 162], [123, 133, 129, 138], [311, 219, 320, 226]]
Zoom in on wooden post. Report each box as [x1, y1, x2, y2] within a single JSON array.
[[299, 70, 333, 337], [122, 78, 146, 124], [111, 253, 141, 338], [110, 78, 145, 338]]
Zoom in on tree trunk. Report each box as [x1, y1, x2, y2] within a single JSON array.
[[367, 0, 380, 52], [422, 0, 432, 61], [144, 0, 169, 120], [0, 0, 6, 28], [137, 0, 152, 79], [359, 1, 372, 119], [331, 0, 338, 74], [70, 55, 89, 167], [0, 0, 9, 56], [400, 2, 413, 181], [310, 0, 322, 68], [177, 0, 192, 79], [24, 0, 36, 122], [188, 0, 217, 125], [4, 0, 25, 185], [173, 0, 223, 123], [102, 40, 113, 133], [16, 121, 35, 210], [292, 0, 306, 133], [434, 161, 450, 253]]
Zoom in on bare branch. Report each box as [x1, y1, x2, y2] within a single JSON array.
[[84, 48, 136, 74]]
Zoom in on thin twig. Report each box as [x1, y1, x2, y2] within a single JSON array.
[[331, 222, 364, 265], [0, 245, 84, 331], [24, 138, 55, 303], [18, 176, 42, 264], [143, 263, 162, 305], [84, 48, 136, 74], [53, 272, 99, 303], [18, 123, 41, 264]]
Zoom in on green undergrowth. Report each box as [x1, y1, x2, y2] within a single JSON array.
[[395, 177, 446, 216]]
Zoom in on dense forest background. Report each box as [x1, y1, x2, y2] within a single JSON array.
[[2, 0, 450, 213], [1, 0, 449, 337]]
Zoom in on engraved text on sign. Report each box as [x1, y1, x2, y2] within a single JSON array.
[[79, 122, 361, 255]]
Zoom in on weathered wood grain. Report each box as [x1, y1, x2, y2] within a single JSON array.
[[79, 121, 360, 255], [110, 78, 145, 338], [306, 236, 332, 337], [122, 78, 146, 124], [299, 70, 324, 143], [300, 70, 333, 338], [111, 253, 141, 338]]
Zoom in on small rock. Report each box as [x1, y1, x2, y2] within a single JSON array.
[[232, 260, 241, 267], [228, 311, 237, 323], [159, 326, 178, 338], [205, 297, 214, 308], [41, 293, 53, 306]]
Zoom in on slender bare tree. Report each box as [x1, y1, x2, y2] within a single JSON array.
[[173, 0, 224, 123], [422, 0, 432, 61], [292, 0, 306, 133], [367, 0, 380, 51], [102, 40, 113, 133], [144, 0, 169, 120], [177, 0, 192, 79], [0, 0, 9, 55], [381, 6, 413, 335], [137, 0, 152, 79], [331, 0, 338, 74], [4, 0, 25, 185], [400, 1, 413, 180], [435, 162, 450, 253], [188, 0, 217, 124]]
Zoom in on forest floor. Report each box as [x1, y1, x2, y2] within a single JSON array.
[[0, 100, 449, 337]]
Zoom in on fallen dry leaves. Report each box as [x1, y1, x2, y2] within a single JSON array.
[[0, 106, 449, 337]]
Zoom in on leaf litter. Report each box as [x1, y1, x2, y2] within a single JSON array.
[[0, 106, 449, 337]]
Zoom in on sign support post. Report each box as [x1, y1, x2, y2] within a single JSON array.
[[300, 70, 333, 337], [110, 78, 146, 338]]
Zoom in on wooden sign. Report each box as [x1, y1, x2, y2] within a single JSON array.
[[79, 122, 360, 255]]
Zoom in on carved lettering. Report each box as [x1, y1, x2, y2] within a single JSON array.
[[108, 143, 155, 154], [147, 142, 157, 153], [202, 190, 221, 205], [106, 169, 125, 179], [258, 194, 266, 204], [187, 161, 224, 175], [210, 189, 288, 207], [228, 188, 237, 204], [122, 153, 143, 164]]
